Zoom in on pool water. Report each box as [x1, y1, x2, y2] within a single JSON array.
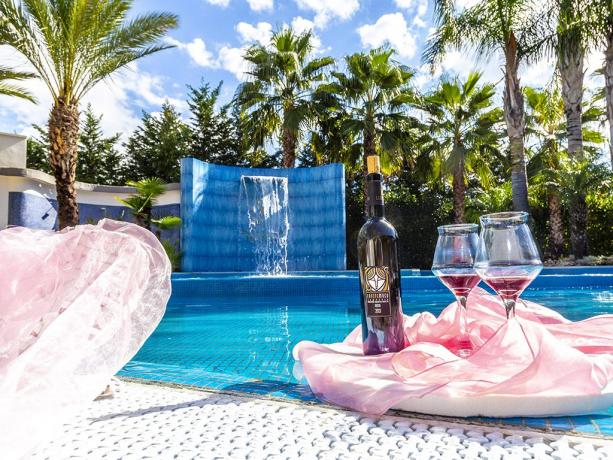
[[120, 288, 613, 388]]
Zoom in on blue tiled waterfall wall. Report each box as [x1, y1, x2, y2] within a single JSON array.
[[7, 192, 180, 244], [181, 158, 346, 272]]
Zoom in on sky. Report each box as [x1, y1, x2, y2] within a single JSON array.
[[0, 0, 606, 142]]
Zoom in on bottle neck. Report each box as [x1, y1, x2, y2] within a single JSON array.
[[366, 173, 385, 218]]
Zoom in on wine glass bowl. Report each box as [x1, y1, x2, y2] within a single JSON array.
[[474, 212, 543, 319], [432, 223, 480, 357]]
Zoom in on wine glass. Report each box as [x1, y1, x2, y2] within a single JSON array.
[[432, 223, 481, 357], [474, 212, 543, 319]]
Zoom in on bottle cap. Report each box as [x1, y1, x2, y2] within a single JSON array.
[[367, 155, 381, 174]]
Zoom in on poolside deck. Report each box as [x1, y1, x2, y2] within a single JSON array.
[[31, 379, 613, 459]]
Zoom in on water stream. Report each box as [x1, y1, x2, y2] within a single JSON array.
[[239, 176, 289, 275]]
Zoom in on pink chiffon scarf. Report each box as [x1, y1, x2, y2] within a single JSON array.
[[293, 289, 613, 415], [0, 220, 171, 459]]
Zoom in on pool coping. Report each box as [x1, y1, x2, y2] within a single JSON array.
[[117, 376, 613, 443]]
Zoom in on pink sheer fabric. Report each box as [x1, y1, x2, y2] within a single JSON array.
[[293, 289, 613, 415], [0, 220, 171, 459]]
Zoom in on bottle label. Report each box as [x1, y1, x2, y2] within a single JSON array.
[[367, 179, 384, 206], [362, 266, 391, 317]]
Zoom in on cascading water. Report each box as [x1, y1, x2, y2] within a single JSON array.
[[239, 176, 289, 275]]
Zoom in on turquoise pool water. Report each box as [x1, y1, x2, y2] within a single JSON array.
[[121, 287, 613, 387], [119, 272, 613, 436]]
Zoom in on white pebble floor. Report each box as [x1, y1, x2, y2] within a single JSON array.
[[30, 379, 613, 460]]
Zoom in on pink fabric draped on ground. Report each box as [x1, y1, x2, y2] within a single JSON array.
[[0, 220, 171, 459], [293, 289, 613, 415]]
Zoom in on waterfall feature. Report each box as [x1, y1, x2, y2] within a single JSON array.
[[239, 176, 289, 274]]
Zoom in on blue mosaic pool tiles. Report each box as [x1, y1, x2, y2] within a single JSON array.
[[180, 158, 346, 272], [170, 271, 613, 301]]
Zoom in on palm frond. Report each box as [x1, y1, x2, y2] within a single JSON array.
[[0, 0, 178, 102]]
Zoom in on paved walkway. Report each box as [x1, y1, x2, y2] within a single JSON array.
[[31, 379, 613, 459]]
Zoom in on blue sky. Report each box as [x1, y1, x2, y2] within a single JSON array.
[[0, 0, 604, 142]]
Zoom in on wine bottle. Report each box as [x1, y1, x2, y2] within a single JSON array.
[[357, 155, 406, 355]]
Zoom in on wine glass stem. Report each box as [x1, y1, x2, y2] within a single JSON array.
[[457, 295, 468, 335], [503, 299, 516, 319]]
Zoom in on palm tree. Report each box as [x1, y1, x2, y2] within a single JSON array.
[[0, 0, 177, 229], [556, 0, 590, 160], [525, 86, 567, 257], [424, 0, 546, 213], [422, 71, 503, 223], [554, 0, 592, 257], [236, 28, 334, 168], [586, 0, 613, 166], [0, 66, 36, 102], [320, 48, 417, 183], [525, 85, 605, 257]]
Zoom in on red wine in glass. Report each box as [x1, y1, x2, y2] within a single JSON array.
[[432, 224, 480, 358], [474, 212, 543, 319], [481, 275, 535, 303], [437, 273, 482, 298]]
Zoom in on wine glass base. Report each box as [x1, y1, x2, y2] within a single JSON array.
[[456, 348, 472, 358]]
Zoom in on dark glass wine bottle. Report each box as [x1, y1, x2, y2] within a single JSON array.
[[357, 155, 406, 355]]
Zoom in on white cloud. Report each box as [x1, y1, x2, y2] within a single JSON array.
[[291, 15, 316, 33], [395, 0, 428, 28], [236, 21, 273, 45], [416, 0, 428, 16], [204, 0, 230, 7], [294, 0, 360, 28], [290, 16, 323, 52], [116, 65, 188, 112], [217, 46, 251, 81], [165, 37, 215, 67], [438, 49, 504, 86], [167, 35, 251, 81], [357, 13, 417, 59], [246, 0, 273, 11], [0, 47, 184, 141]]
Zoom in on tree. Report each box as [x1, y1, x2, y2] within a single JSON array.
[[0, 65, 36, 101], [422, 71, 503, 223], [424, 0, 545, 213], [187, 81, 242, 166], [525, 85, 605, 257], [123, 103, 191, 183], [116, 177, 182, 269], [525, 86, 567, 257], [320, 48, 417, 190], [585, 0, 613, 166], [554, 0, 593, 258], [77, 104, 123, 185], [0, 0, 177, 228], [236, 28, 334, 168], [26, 124, 51, 173], [26, 109, 124, 185], [301, 107, 361, 169]]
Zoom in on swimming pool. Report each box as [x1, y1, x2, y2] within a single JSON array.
[[119, 268, 613, 435]]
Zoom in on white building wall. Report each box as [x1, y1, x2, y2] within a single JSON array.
[[0, 132, 27, 169], [0, 169, 180, 229]]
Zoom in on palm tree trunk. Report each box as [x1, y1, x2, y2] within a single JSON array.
[[281, 127, 297, 168], [48, 98, 80, 229], [559, 45, 588, 258], [452, 154, 465, 223], [604, 35, 613, 167], [559, 47, 585, 159], [547, 192, 565, 259], [569, 195, 588, 260], [363, 128, 376, 216], [503, 35, 529, 213]]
